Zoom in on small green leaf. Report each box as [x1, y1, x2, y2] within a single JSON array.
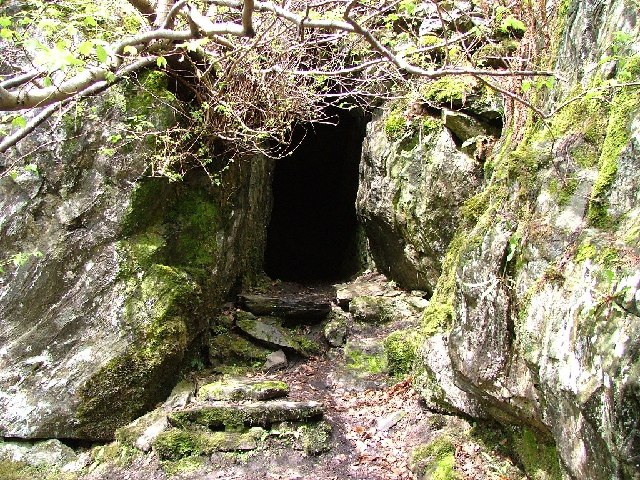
[[78, 40, 94, 56], [0, 16, 11, 27], [11, 115, 26, 128], [12, 252, 31, 268], [521, 80, 532, 93], [95, 45, 108, 63], [24, 163, 39, 174], [156, 56, 167, 68], [0, 28, 14, 40], [123, 45, 137, 56], [83, 16, 97, 27], [43, 76, 53, 87], [104, 71, 116, 83]]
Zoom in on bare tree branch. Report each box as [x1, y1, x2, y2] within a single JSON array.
[[127, 0, 156, 22], [242, 0, 256, 36], [0, 57, 158, 153], [211, 0, 356, 32]]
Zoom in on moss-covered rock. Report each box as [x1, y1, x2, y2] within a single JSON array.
[[75, 264, 199, 440], [235, 311, 320, 357], [209, 332, 272, 367], [384, 329, 420, 377], [168, 400, 323, 430], [409, 436, 459, 480], [152, 427, 263, 460], [349, 296, 395, 324], [197, 378, 289, 402], [300, 421, 332, 456]]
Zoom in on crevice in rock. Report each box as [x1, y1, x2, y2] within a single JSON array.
[[265, 108, 368, 283]]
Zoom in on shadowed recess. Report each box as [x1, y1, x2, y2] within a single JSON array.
[[265, 109, 366, 282]]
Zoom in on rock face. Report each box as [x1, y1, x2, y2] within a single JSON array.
[[0, 76, 273, 440], [401, 1, 640, 479], [356, 103, 492, 293]]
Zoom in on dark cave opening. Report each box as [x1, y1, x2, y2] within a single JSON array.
[[265, 109, 367, 283]]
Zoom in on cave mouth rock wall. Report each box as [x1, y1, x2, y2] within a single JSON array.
[[265, 108, 367, 283]]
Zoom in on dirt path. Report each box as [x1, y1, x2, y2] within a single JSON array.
[[80, 275, 527, 480]]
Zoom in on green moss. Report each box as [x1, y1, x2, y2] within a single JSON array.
[[169, 408, 247, 432], [421, 301, 454, 336], [470, 423, 561, 480], [410, 437, 459, 480], [588, 81, 640, 227], [165, 191, 218, 267], [300, 421, 332, 455], [548, 176, 578, 206], [160, 455, 206, 477], [76, 265, 199, 439], [124, 71, 177, 130], [385, 111, 408, 141], [153, 429, 204, 460], [422, 115, 442, 132], [421, 76, 476, 105], [474, 39, 519, 67], [296, 335, 321, 356], [209, 333, 271, 367], [90, 441, 139, 469], [121, 178, 171, 236], [344, 347, 387, 375], [384, 330, 420, 377], [512, 428, 562, 480], [0, 460, 69, 480]]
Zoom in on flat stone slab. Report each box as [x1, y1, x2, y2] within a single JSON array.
[[335, 272, 401, 308], [168, 400, 324, 429], [238, 293, 332, 320], [153, 427, 264, 460], [197, 378, 289, 401], [235, 312, 319, 357]]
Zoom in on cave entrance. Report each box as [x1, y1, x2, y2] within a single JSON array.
[[265, 109, 366, 283]]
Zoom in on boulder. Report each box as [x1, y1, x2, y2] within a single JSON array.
[[356, 109, 484, 293], [324, 309, 349, 347], [0, 75, 274, 440]]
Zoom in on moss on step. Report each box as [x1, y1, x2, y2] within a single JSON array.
[[168, 401, 323, 431], [300, 421, 332, 456], [197, 379, 289, 401], [384, 330, 421, 377], [153, 427, 263, 461], [0, 460, 77, 480], [209, 332, 272, 367], [160, 455, 206, 477]]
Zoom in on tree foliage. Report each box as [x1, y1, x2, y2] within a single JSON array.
[[0, 0, 554, 165]]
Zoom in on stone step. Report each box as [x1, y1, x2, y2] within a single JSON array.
[[235, 311, 320, 357], [168, 400, 324, 430], [197, 378, 289, 402], [153, 427, 264, 460], [238, 292, 332, 320]]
